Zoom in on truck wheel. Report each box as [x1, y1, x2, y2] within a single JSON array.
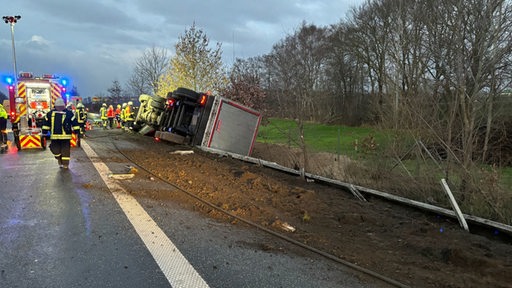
[[152, 95, 166, 103], [173, 87, 200, 101], [150, 95, 165, 110], [150, 100, 165, 110]]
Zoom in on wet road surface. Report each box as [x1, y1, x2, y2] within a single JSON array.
[[0, 130, 383, 288]]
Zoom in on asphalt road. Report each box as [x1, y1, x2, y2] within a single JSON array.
[[0, 130, 384, 288]]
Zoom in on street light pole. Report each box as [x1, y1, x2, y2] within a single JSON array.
[[2, 15, 21, 88]]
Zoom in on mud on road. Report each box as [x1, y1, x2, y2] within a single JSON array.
[[94, 130, 512, 288]]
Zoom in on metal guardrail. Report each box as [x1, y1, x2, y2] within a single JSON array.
[[199, 146, 512, 236]]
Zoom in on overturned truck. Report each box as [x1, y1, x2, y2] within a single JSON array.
[[133, 87, 261, 156]]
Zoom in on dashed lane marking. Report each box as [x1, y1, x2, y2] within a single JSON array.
[[81, 140, 209, 288]]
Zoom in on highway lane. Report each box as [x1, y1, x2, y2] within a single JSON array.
[[0, 131, 383, 288], [0, 144, 170, 287]]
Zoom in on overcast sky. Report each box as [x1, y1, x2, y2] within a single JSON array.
[[1, 0, 364, 98]]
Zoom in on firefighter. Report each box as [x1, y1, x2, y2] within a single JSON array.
[[99, 103, 108, 129], [75, 102, 87, 137], [66, 102, 74, 112], [42, 98, 80, 169], [120, 103, 127, 129], [107, 104, 115, 129], [115, 104, 122, 128], [0, 103, 8, 152], [124, 101, 135, 131]]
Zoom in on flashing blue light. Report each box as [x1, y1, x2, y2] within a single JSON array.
[[4, 76, 14, 85], [60, 78, 68, 86]]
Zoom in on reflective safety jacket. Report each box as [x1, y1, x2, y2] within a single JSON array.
[[76, 108, 87, 124], [100, 106, 107, 120], [0, 104, 7, 119], [42, 109, 80, 140], [107, 106, 115, 118], [124, 106, 134, 121]]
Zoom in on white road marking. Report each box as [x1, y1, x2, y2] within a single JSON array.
[[81, 140, 209, 288]]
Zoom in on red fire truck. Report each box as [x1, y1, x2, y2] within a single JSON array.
[[6, 72, 70, 151]]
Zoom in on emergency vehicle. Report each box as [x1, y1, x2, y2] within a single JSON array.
[[6, 72, 74, 151], [134, 87, 261, 156]]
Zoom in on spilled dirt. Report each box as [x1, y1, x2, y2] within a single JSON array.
[[93, 130, 512, 288]]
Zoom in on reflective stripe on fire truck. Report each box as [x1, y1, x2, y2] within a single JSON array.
[[50, 83, 61, 106], [20, 135, 42, 148], [15, 82, 27, 123], [70, 133, 78, 147]]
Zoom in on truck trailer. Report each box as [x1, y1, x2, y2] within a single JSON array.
[[134, 87, 261, 156]]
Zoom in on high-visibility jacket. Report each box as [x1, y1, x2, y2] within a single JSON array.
[[100, 106, 107, 120], [0, 104, 7, 119], [42, 109, 80, 140], [120, 108, 126, 121], [76, 108, 87, 124], [107, 106, 115, 118], [124, 106, 134, 121]]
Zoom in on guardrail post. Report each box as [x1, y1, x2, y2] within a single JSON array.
[[441, 178, 469, 232]]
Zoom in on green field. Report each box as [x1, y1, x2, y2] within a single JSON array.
[[257, 118, 512, 191], [256, 118, 387, 157]]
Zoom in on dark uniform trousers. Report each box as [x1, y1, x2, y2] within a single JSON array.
[[50, 139, 71, 166], [0, 117, 7, 145]]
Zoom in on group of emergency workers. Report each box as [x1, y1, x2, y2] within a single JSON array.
[[99, 101, 134, 131], [0, 98, 135, 166]]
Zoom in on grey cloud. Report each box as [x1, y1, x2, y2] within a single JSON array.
[[1, 0, 363, 97]]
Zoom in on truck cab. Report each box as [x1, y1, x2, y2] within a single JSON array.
[[134, 87, 211, 145]]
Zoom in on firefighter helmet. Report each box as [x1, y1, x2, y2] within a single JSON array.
[[102, 103, 107, 107], [54, 98, 65, 108], [128, 101, 133, 106], [76, 103, 84, 109], [122, 103, 127, 108]]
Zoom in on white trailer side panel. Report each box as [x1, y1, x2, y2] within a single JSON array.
[[203, 98, 260, 156]]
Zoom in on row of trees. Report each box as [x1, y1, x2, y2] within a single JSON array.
[[124, 0, 512, 167], [121, 0, 511, 220]]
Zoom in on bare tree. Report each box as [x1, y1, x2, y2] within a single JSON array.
[[221, 58, 267, 112], [128, 45, 170, 96], [127, 70, 147, 97], [264, 22, 331, 174], [348, 1, 393, 122], [327, 22, 369, 125], [107, 80, 122, 104]]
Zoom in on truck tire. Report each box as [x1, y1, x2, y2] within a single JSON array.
[[173, 87, 200, 101], [150, 95, 165, 110], [151, 99, 165, 111], [132, 122, 142, 132], [152, 94, 166, 103]]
